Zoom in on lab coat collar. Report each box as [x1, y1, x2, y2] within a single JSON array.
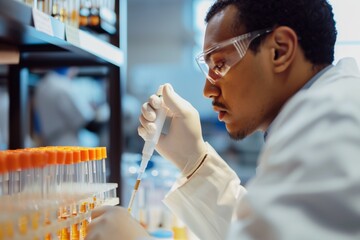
[[263, 64, 334, 141]]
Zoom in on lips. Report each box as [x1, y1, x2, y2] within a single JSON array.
[[213, 106, 227, 121], [218, 111, 226, 121]]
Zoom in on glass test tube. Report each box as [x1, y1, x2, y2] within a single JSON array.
[[71, 149, 81, 240], [32, 151, 46, 197], [95, 147, 102, 184], [7, 151, 21, 195], [80, 148, 89, 184], [45, 150, 57, 196], [19, 151, 33, 194], [0, 151, 7, 196], [88, 148, 95, 184], [56, 150, 66, 191], [101, 147, 107, 183]]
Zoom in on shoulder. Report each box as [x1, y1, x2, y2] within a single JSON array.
[[261, 59, 360, 166], [271, 58, 360, 140]]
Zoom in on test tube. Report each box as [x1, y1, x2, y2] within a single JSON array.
[[19, 150, 33, 194], [71, 149, 81, 240], [79, 148, 90, 239], [72, 149, 81, 217], [95, 147, 102, 184], [73, 149, 81, 184], [56, 150, 66, 192], [64, 150, 74, 190], [45, 150, 57, 196], [80, 148, 89, 184], [31, 150, 46, 197], [6, 151, 21, 195], [0, 151, 7, 196], [100, 147, 107, 183], [88, 148, 96, 184]]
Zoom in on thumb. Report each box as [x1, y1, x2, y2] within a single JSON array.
[[162, 83, 191, 115]]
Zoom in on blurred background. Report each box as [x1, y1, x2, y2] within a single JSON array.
[[1, 0, 360, 184], [123, 0, 360, 185], [1, 0, 360, 237]]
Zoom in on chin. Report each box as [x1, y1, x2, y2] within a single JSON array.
[[226, 121, 257, 140], [228, 131, 247, 140], [226, 125, 248, 140]]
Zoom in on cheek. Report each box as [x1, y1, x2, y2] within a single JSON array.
[[222, 58, 273, 127]]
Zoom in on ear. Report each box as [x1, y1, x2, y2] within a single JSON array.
[[270, 26, 298, 73]]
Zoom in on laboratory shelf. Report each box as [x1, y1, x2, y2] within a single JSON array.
[[0, 0, 123, 67], [0, 0, 125, 199]]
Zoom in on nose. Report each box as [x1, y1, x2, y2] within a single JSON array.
[[203, 78, 220, 99]]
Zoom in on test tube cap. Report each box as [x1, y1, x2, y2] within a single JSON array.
[[46, 150, 57, 165], [19, 150, 32, 170], [80, 148, 89, 162], [95, 147, 102, 160], [6, 151, 21, 171], [73, 150, 81, 163], [32, 151, 46, 168], [0, 151, 7, 173], [57, 150, 66, 165], [64, 151, 73, 165], [101, 147, 107, 159], [88, 148, 96, 161]]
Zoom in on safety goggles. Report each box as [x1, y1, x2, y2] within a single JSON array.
[[195, 28, 272, 84]]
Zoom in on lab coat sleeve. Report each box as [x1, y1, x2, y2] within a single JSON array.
[[228, 91, 360, 240], [163, 143, 247, 240]]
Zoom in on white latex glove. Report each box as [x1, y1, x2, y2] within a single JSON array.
[[138, 83, 207, 177], [85, 206, 150, 240]]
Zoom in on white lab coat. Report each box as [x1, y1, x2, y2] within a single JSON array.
[[164, 58, 360, 240], [34, 72, 95, 146]]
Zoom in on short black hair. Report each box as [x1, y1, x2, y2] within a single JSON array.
[[205, 0, 337, 65]]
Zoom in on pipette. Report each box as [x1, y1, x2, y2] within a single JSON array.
[[128, 86, 168, 213]]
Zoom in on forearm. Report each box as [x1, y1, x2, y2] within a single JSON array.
[[163, 143, 246, 240]]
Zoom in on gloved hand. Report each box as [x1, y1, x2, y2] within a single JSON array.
[[85, 206, 150, 240], [138, 83, 207, 177]]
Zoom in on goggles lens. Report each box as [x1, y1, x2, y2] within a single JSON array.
[[196, 28, 272, 84]]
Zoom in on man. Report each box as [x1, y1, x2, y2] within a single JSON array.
[[34, 67, 109, 147], [86, 0, 360, 239]]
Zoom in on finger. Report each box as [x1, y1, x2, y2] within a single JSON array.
[[138, 126, 147, 139], [141, 102, 156, 121], [86, 215, 100, 234], [139, 115, 156, 134], [91, 206, 111, 219], [162, 83, 191, 115], [138, 125, 155, 141], [149, 94, 162, 109]]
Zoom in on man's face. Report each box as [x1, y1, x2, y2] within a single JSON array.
[[203, 5, 281, 140]]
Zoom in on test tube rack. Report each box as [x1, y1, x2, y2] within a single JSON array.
[[0, 146, 119, 240]]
